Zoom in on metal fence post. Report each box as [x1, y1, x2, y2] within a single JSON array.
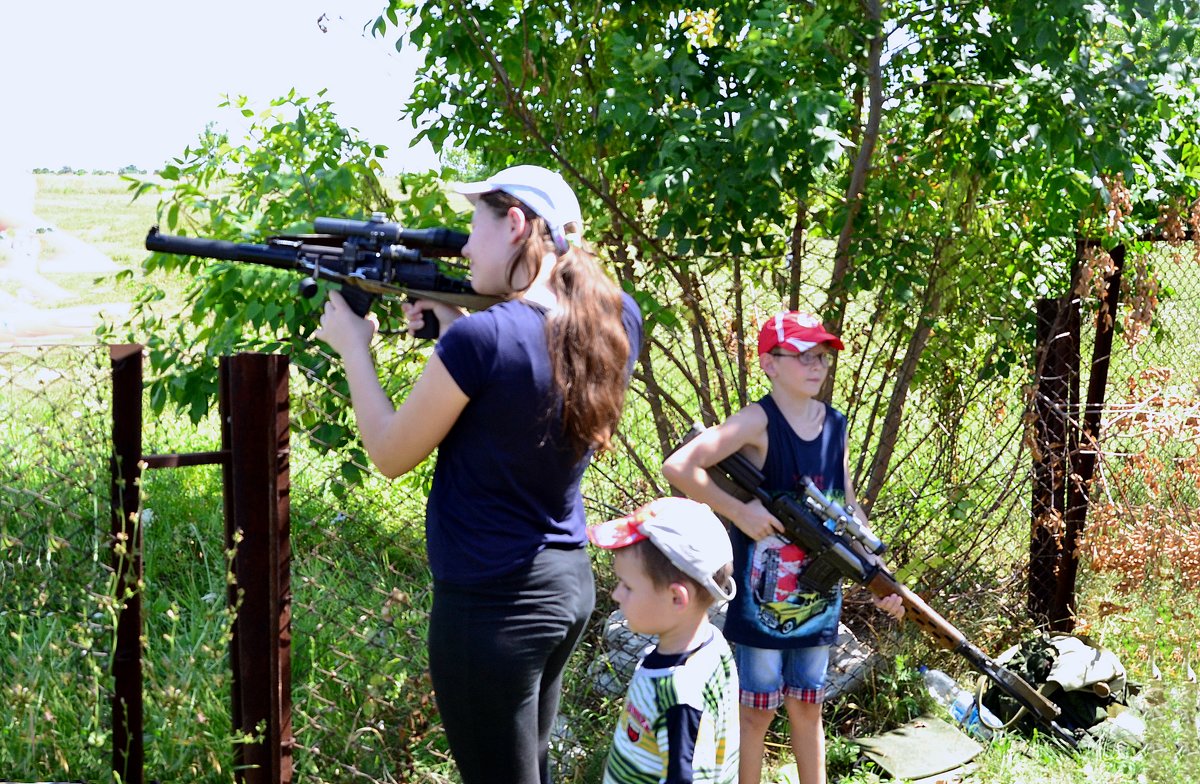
[[1056, 242, 1125, 631], [1030, 294, 1077, 627], [110, 343, 145, 784], [220, 353, 294, 784]]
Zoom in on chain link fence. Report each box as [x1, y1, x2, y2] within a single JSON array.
[[2, 238, 1197, 782], [0, 346, 114, 777], [1078, 243, 1200, 616]]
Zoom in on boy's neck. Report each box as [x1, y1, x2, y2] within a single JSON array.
[[769, 390, 823, 419], [655, 615, 715, 656]]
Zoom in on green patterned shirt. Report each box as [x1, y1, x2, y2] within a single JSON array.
[[603, 628, 739, 784]]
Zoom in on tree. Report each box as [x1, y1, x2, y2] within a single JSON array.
[[373, 0, 1200, 555], [122, 1, 1200, 565], [112, 90, 464, 487]]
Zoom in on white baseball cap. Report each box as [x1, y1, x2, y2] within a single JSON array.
[[588, 497, 736, 603], [453, 164, 583, 254]]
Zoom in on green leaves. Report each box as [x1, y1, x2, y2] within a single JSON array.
[[112, 1, 1200, 505], [112, 93, 419, 479]]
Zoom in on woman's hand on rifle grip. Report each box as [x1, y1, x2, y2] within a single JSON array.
[[403, 298, 468, 340], [314, 290, 378, 358]]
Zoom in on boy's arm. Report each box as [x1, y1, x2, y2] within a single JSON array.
[[661, 406, 784, 541]]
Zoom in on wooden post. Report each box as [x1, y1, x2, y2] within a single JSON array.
[[1030, 298, 1074, 626], [1055, 242, 1125, 631]]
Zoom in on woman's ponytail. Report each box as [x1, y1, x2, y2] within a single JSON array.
[[477, 191, 631, 459], [547, 231, 630, 459]]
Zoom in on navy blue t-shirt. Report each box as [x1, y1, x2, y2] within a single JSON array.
[[427, 294, 642, 583]]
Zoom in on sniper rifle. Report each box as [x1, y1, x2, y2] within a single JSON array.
[[680, 424, 1078, 748], [145, 213, 500, 338]]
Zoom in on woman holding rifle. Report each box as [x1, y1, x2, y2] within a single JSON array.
[[314, 164, 643, 784]]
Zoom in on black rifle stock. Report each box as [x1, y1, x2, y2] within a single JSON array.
[[145, 214, 500, 339], [679, 425, 1077, 748]]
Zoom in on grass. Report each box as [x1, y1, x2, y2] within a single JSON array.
[[33, 174, 159, 268], [4, 174, 1200, 782], [2, 173, 218, 331], [5, 174, 159, 308]]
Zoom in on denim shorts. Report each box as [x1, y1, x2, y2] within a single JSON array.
[[734, 643, 831, 709]]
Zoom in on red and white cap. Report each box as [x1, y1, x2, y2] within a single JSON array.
[[453, 164, 583, 254], [757, 311, 844, 356], [588, 497, 736, 602]]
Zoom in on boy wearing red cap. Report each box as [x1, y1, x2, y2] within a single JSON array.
[[662, 312, 902, 784], [588, 497, 740, 784]]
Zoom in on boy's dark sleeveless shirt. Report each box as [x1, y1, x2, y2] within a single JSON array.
[[756, 395, 847, 498], [720, 394, 849, 648], [426, 294, 643, 584]]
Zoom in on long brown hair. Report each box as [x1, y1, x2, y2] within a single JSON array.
[[478, 191, 631, 459]]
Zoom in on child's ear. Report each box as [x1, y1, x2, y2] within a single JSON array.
[[506, 205, 529, 239], [759, 353, 775, 377], [669, 582, 691, 608]]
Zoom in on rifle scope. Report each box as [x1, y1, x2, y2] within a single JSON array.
[[313, 215, 469, 257]]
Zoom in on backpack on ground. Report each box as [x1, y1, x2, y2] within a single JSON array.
[[978, 631, 1140, 746]]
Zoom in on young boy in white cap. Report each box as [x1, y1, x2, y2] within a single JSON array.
[[588, 496, 740, 784], [662, 311, 903, 784]]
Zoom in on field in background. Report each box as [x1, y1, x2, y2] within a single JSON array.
[[0, 175, 158, 345], [34, 174, 159, 269]]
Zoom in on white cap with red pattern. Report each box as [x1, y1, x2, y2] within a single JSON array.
[[588, 496, 735, 602]]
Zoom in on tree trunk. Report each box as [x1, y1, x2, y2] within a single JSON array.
[[823, 0, 883, 340], [862, 282, 943, 510]]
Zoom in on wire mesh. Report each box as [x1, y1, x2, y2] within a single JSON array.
[[0, 345, 113, 779], [2, 237, 1197, 780]]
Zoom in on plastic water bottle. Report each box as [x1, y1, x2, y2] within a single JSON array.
[[920, 666, 998, 740]]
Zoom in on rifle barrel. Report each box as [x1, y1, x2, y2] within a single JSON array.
[[146, 229, 309, 272], [146, 227, 501, 313]]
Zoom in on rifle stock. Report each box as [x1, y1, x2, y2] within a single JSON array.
[[677, 425, 1077, 748], [864, 572, 966, 651]]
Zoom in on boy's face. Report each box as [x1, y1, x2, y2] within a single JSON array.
[[611, 547, 679, 636]]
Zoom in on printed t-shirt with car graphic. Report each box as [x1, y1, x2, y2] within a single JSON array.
[[721, 394, 848, 649]]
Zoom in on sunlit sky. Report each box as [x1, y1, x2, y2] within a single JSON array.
[[0, 0, 438, 175]]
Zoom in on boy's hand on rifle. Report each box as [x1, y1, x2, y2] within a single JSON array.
[[403, 298, 467, 339], [315, 290, 378, 357], [731, 498, 786, 542], [855, 548, 904, 620], [872, 592, 905, 621]]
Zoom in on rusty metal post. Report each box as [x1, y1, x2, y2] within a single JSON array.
[[220, 353, 293, 784], [110, 344, 145, 784], [1030, 298, 1073, 626], [1056, 242, 1125, 631]]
